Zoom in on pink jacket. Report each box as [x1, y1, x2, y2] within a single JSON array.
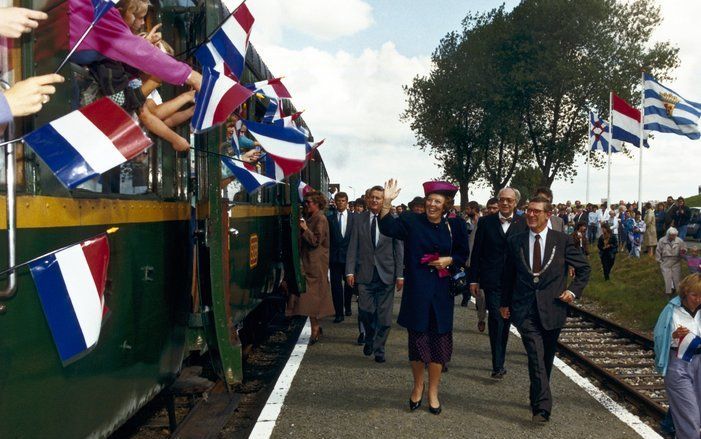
[[69, 0, 192, 85]]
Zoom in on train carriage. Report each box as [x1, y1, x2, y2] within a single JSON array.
[[0, 0, 328, 437]]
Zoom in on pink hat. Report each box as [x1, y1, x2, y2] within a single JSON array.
[[422, 181, 458, 197]]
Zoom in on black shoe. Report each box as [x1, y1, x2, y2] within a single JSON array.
[[357, 333, 365, 345], [333, 316, 344, 323], [409, 397, 422, 411], [374, 355, 385, 363], [363, 343, 373, 356], [490, 369, 506, 380], [429, 404, 442, 415], [532, 410, 550, 423], [345, 310, 352, 317]]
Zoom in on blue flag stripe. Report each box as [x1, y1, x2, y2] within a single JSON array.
[[24, 124, 98, 188], [644, 122, 701, 140], [644, 90, 701, 118], [211, 30, 246, 80], [644, 106, 698, 125], [221, 158, 273, 193], [29, 255, 88, 363], [244, 119, 307, 144], [191, 67, 218, 131]]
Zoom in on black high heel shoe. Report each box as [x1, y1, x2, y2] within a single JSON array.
[[429, 404, 442, 415], [409, 385, 424, 411]]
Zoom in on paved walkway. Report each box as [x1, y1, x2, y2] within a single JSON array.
[[269, 296, 653, 438]]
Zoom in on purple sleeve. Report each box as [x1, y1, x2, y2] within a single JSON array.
[[0, 92, 12, 125], [69, 0, 192, 85]]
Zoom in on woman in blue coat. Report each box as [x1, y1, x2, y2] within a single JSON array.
[[378, 179, 468, 415]]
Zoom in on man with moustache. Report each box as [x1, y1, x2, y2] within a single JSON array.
[[468, 188, 527, 379], [500, 196, 590, 423], [346, 186, 404, 362], [328, 192, 356, 322]]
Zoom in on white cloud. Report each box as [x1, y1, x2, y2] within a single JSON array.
[[247, 0, 374, 44]]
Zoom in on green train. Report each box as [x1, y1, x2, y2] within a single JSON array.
[[0, 0, 328, 437]]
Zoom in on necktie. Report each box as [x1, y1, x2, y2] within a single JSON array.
[[371, 214, 377, 247], [339, 212, 344, 237], [500, 216, 512, 224], [533, 234, 542, 272]]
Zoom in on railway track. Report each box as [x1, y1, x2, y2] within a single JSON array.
[[559, 305, 666, 421]]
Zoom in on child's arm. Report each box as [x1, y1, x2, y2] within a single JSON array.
[[163, 106, 195, 128], [139, 103, 190, 152], [147, 90, 195, 120]]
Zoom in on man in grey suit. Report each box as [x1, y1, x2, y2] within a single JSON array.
[[346, 185, 404, 363], [535, 187, 564, 232]]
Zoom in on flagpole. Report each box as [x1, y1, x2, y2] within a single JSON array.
[[638, 70, 644, 212], [607, 91, 613, 204], [586, 112, 590, 204], [55, 22, 95, 74]]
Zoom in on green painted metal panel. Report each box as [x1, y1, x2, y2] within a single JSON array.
[[0, 221, 191, 438]]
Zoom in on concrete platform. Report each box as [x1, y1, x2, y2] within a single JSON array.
[[268, 296, 653, 438]]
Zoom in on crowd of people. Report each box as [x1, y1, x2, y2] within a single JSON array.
[[286, 180, 701, 433]]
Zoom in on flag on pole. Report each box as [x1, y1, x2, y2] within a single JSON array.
[[643, 73, 701, 140], [221, 155, 279, 193], [246, 78, 292, 100], [191, 67, 253, 133], [306, 138, 325, 160], [298, 180, 313, 200], [245, 119, 308, 176], [29, 234, 110, 365], [24, 98, 152, 189], [91, 0, 119, 23], [611, 93, 646, 147], [200, 2, 254, 81], [589, 112, 618, 153], [262, 98, 281, 124], [264, 153, 285, 181]]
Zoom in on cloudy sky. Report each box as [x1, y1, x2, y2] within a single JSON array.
[[247, 0, 701, 206]]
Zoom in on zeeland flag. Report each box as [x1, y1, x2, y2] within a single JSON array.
[[29, 234, 110, 365]]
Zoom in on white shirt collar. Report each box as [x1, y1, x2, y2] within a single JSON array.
[[529, 227, 548, 241]]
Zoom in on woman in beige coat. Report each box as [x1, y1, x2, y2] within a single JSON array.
[[656, 227, 687, 295], [643, 202, 658, 256], [287, 191, 335, 343]]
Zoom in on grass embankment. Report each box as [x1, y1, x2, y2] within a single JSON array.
[[685, 193, 701, 206], [580, 252, 691, 334]]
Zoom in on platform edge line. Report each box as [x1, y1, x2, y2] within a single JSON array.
[[248, 318, 311, 439]]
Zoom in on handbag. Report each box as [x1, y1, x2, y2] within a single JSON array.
[[445, 221, 470, 297]]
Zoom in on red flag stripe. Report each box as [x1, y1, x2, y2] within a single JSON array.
[[212, 83, 253, 126], [612, 93, 641, 122], [78, 98, 152, 160], [268, 154, 305, 176], [80, 234, 110, 298], [233, 3, 254, 35]]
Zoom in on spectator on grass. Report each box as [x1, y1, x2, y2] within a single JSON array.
[[686, 248, 701, 274], [656, 228, 687, 295], [643, 202, 658, 257], [597, 223, 618, 281], [572, 222, 589, 256], [655, 203, 667, 240]]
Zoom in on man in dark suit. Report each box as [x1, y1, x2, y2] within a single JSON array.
[[500, 196, 591, 423], [346, 186, 404, 362], [468, 187, 528, 379], [328, 192, 355, 323]]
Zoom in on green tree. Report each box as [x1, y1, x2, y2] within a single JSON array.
[[504, 0, 678, 186]]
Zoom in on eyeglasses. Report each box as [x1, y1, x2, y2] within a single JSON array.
[[526, 208, 545, 215]]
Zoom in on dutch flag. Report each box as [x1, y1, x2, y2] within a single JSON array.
[[677, 333, 701, 362], [24, 98, 152, 189], [247, 78, 292, 100], [611, 93, 647, 148], [245, 119, 308, 177], [29, 234, 110, 365], [298, 180, 313, 201], [198, 2, 254, 82], [222, 137, 279, 193], [191, 67, 253, 133]]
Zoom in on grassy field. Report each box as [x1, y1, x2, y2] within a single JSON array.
[[685, 193, 701, 206], [580, 251, 692, 334]]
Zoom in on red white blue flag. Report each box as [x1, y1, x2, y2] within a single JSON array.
[[306, 138, 325, 161], [29, 234, 110, 365], [298, 180, 313, 201], [245, 119, 308, 176], [678, 333, 701, 362], [197, 2, 254, 81], [247, 78, 291, 100], [91, 0, 119, 23], [24, 98, 152, 189], [191, 67, 253, 133], [611, 93, 646, 148], [222, 137, 279, 193]]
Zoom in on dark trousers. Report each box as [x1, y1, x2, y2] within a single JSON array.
[[330, 262, 353, 317], [516, 305, 562, 415], [600, 253, 615, 280], [587, 224, 598, 245], [486, 290, 510, 373], [358, 269, 394, 356]]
